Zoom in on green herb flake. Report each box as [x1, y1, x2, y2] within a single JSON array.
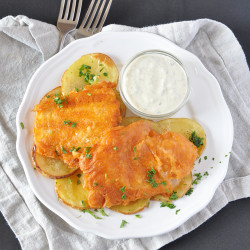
[[61, 146, 67, 154], [103, 72, 108, 77], [160, 201, 176, 209], [82, 209, 102, 219], [87, 93, 91, 96], [113, 147, 117, 151], [147, 202, 150, 208], [169, 191, 178, 200], [71, 122, 77, 128], [212, 157, 215, 160], [105, 173, 107, 179], [75, 87, 79, 92], [185, 187, 194, 196], [63, 119, 71, 125], [69, 146, 81, 152], [54, 96, 67, 108], [46, 95, 50, 98], [192, 173, 202, 185], [135, 214, 141, 218], [85, 147, 92, 159], [120, 186, 126, 200], [120, 220, 127, 228], [77, 174, 82, 178], [100, 67, 104, 72], [189, 131, 204, 148], [225, 154, 228, 157], [99, 64, 103, 66], [134, 157, 140, 160], [198, 158, 201, 163], [77, 179, 81, 185], [94, 182, 98, 187], [160, 181, 167, 186], [81, 200, 86, 207], [146, 167, 158, 188], [219, 161, 222, 163], [55, 150, 59, 157], [176, 209, 181, 215], [133, 146, 136, 153], [100, 207, 108, 217], [68, 178, 72, 184], [34, 168, 36, 170], [20, 122, 24, 129], [204, 171, 209, 176], [122, 131, 125, 135], [204, 156, 207, 160]]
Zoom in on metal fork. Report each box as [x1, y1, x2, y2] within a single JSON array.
[[57, 0, 83, 51], [76, 0, 112, 38]]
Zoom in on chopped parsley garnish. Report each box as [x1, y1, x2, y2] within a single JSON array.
[[204, 156, 207, 160], [94, 182, 98, 187], [82, 209, 102, 219], [103, 72, 108, 76], [77, 179, 81, 185], [53, 96, 67, 108], [120, 186, 126, 200], [192, 173, 202, 184], [99, 64, 103, 66], [135, 214, 141, 218], [185, 187, 194, 196], [63, 119, 71, 125], [81, 201, 86, 207], [77, 174, 82, 178], [160, 201, 176, 209], [176, 209, 181, 214], [160, 181, 167, 186], [61, 146, 67, 154], [100, 207, 108, 217], [105, 173, 107, 179], [87, 93, 91, 96], [71, 122, 77, 128], [79, 64, 96, 85], [147, 202, 150, 208], [100, 68, 104, 72], [85, 147, 92, 159], [55, 150, 59, 157], [212, 157, 215, 160], [113, 147, 117, 151], [146, 167, 158, 188], [134, 157, 140, 160], [75, 87, 79, 92], [189, 131, 204, 148], [133, 147, 136, 153], [120, 220, 127, 228], [68, 178, 72, 184], [204, 171, 209, 176], [46, 95, 50, 98], [198, 158, 201, 163], [20, 122, 24, 129], [69, 146, 81, 152], [225, 154, 228, 157], [169, 191, 178, 200], [122, 131, 125, 135]]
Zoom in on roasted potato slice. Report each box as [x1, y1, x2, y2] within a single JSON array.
[[32, 147, 78, 179], [120, 117, 206, 157], [152, 173, 192, 202], [61, 53, 119, 95], [110, 198, 150, 214], [55, 170, 90, 209]]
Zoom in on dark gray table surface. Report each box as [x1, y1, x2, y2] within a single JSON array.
[[0, 1, 249, 249]]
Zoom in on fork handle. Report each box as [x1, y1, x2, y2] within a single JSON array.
[[58, 31, 69, 52]]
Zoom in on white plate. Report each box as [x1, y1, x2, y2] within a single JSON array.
[[16, 32, 233, 239]]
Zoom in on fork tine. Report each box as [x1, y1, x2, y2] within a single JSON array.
[[64, 0, 72, 19], [91, 0, 106, 31], [58, 0, 66, 20], [95, 0, 112, 33], [79, 0, 96, 29], [85, 0, 101, 30], [74, 0, 83, 22], [69, 0, 77, 20]]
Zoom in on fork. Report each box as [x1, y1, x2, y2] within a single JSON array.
[[57, 0, 83, 51], [76, 0, 112, 38]]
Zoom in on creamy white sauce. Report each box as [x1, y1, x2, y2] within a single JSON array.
[[122, 53, 188, 115]]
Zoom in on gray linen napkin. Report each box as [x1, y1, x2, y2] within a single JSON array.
[[0, 15, 249, 250]]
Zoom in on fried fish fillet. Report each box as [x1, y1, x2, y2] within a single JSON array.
[[33, 81, 121, 168], [79, 120, 198, 208]]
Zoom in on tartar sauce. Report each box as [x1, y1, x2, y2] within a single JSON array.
[[121, 53, 188, 116]]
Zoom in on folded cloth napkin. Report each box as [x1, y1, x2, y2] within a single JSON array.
[[0, 15, 249, 250]]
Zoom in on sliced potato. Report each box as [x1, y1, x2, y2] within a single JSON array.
[[120, 117, 206, 157], [61, 53, 119, 95], [110, 198, 150, 214], [32, 147, 78, 179], [55, 170, 90, 209], [152, 173, 192, 202], [113, 89, 126, 118]]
